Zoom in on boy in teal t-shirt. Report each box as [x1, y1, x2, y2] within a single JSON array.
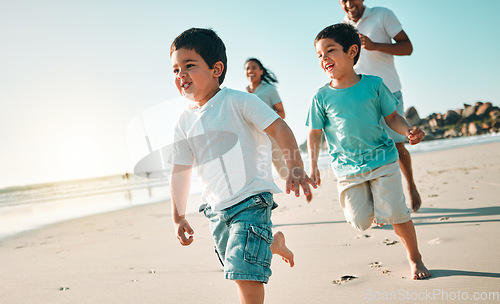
[[306, 23, 431, 280], [307, 73, 399, 177]]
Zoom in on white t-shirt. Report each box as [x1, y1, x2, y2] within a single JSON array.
[[172, 87, 282, 211], [246, 82, 282, 109], [343, 6, 403, 93]]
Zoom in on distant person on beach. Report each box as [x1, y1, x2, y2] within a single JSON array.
[[338, 0, 422, 212], [169, 28, 316, 303], [307, 23, 430, 279], [245, 58, 288, 179]]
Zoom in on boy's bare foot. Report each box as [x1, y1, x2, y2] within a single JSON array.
[[410, 187, 422, 213], [271, 231, 294, 267], [410, 259, 431, 280]]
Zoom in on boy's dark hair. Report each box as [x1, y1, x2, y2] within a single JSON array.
[[170, 28, 227, 85], [315, 23, 361, 65], [245, 58, 278, 85]]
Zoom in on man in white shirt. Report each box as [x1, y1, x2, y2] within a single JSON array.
[[339, 0, 422, 212]]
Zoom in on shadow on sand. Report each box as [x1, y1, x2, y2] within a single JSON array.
[[274, 206, 500, 229], [410, 205, 500, 226], [429, 269, 500, 279], [273, 220, 345, 228]]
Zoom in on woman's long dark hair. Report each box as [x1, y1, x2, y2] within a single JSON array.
[[245, 58, 278, 85]]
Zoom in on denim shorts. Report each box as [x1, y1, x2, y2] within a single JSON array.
[[200, 192, 278, 283], [380, 91, 406, 143]]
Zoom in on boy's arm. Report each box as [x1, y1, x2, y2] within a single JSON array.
[[170, 164, 194, 246], [307, 129, 323, 186], [265, 119, 317, 198], [384, 111, 425, 145]]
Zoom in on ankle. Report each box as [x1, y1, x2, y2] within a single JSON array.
[[408, 254, 423, 264]]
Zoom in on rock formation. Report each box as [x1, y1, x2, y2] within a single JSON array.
[[406, 101, 499, 141]]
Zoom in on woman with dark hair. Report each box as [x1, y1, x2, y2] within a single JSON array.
[[245, 58, 285, 119], [245, 58, 287, 179]]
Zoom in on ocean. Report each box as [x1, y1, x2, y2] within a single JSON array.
[[1, 133, 499, 240]]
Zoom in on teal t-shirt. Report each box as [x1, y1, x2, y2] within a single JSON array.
[[306, 74, 399, 177]]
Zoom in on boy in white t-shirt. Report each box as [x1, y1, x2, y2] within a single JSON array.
[[170, 28, 316, 303]]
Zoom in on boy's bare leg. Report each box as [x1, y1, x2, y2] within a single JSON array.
[[372, 218, 384, 227], [235, 280, 264, 304], [270, 231, 295, 267], [392, 220, 431, 280], [396, 143, 422, 212]]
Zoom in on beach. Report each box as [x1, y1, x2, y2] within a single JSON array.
[[1, 142, 499, 304]]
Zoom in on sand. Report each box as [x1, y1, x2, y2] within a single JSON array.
[[1, 143, 499, 304]]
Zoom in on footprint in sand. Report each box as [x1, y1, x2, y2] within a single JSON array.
[[382, 239, 398, 245], [357, 234, 372, 239], [369, 262, 391, 275], [332, 275, 357, 285]]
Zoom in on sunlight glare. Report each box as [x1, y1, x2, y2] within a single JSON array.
[[57, 137, 102, 180]]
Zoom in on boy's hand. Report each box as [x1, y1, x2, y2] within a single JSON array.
[[286, 167, 317, 202], [174, 217, 194, 246], [305, 167, 321, 202], [406, 126, 425, 145], [309, 167, 322, 187]]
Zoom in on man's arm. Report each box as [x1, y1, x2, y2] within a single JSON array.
[[307, 129, 323, 186], [170, 164, 194, 246], [384, 110, 424, 145], [359, 30, 413, 56], [265, 119, 316, 197]]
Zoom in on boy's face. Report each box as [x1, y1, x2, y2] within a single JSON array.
[[171, 48, 220, 104], [315, 38, 355, 80]]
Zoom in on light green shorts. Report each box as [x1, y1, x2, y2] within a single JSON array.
[[337, 161, 411, 231]]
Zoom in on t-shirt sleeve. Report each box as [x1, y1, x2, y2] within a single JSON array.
[[241, 94, 280, 130], [171, 121, 194, 165], [379, 81, 398, 117], [268, 85, 282, 106], [382, 8, 403, 39], [306, 94, 325, 129]]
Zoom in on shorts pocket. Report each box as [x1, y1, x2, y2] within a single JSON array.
[[244, 225, 273, 267]]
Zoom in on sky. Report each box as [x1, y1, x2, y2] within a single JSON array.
[[1, 0, 499, 188]]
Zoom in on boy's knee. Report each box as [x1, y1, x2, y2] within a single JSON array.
[[348, 216, 373, 232]]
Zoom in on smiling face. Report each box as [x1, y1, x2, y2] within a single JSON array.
[[171, 47, 222, 106], [339, 0, 365, 23], [245, 60, 264, 85], [315, 37, 356, 81]]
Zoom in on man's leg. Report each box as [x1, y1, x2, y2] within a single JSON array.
[[395, 142, 421, 212], [393, 220, 431, 280], [235, 280, 264, 304]]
